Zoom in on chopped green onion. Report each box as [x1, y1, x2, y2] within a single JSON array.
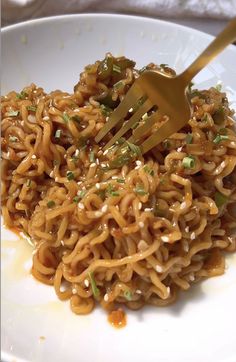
[[163, 140, 171, 149], [113, 80, 125, 90], [219, 128, 228, 135], [88, 271, 100, 299], [47, 200, 55, 208], [97, 189, 106, 201], [187, 82, 194, 92], [134, 185, 148, 195], [71, 155, 79, 163], [6, 110, 19, 117], [9, 136, 18, 142], [27, 105, 37, 112], [160, 63, 168, 68], [100, 104, 112, 117], [215, 83, 222, 91], [214, 191, 228, 208], [124, 290, 132, 301], [213, 134, 228, 144], [16, 91, 28, 100], [89, 151, 95, 163], [62, 112, 70, 123], [143, 165, 154, 176], [73, 196, 79, 203], [182, 156, 195, 169], [117, 137, 126, 145], [97, 57, 113, 81], [66, 171, 74, 181], [117, 178, 125, 183], [139, 66, 148, 74], [126, 141, 142, 157], [26, 179, 31, 187], [55, 129, 61, 139], [185, 133, 193, 144], [77, 190, 86, 199], [107, 184, 120, 197], [71, 115, 81, 123], [112, 64, 121, 73]]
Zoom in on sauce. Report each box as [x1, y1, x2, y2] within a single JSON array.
[[108, 309, 126, 329]]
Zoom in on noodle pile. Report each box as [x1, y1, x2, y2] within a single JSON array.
[[1, 54, 236, 315]]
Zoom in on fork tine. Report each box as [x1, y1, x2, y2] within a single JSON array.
[[127, 111, 164, 144], [95, 82, 144, 143], [103, 98, 153, 150], [140, 116, 182, 154]]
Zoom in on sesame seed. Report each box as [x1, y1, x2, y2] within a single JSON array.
[[177, 147, 182, 152], [72, 288, 77, 295], [43, 116, 49, 121], [90, 163, 96, 167], [77, 181, 82, 185], [183, 242, 189, 252], [129, 107, 133, 113], [96, 158, 100, 165], [185, 226, 189, 232], [190, 232, 196, 240], [155, 265, 163, 273], [64, 154, 67, 159], [180, 201, 187, 210], [115, 205, 119, 210], [94, 211, 102, 218], [104, 293, 109, 302], [49, 171, 53, 177], [82, 186, 86, 190], [136, 160, 142, 166], [97, 150, 103, 156], [78, 202, 84, 210], [112, 176, 118, 179], [95, 183, 100, 189], [144, 208, 152, 212], [189, 274, 195, 281], [61, 240, 64, 246], [161, 235, 170, 242], [105, 116, 109, 122], [138, 221, 144, 228], [55, 177, 59, 182], [101, 205, 108, 213], [31, 154, 36, 159], [166, 286, 170, 296], [135, 165, 140, 170], [101, 163, 106, 168], [138, 240, 148, 251], [136, 290, 142, 294], [103, 149, 109, 155], [138, 202, 142, 210], [228, 237, 233, 244], [84, 279, 89, 287], [220, 161, 226, 168], [75, 149, 80, 157]]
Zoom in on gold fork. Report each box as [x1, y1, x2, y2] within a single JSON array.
[[95, 18, 236, 154]]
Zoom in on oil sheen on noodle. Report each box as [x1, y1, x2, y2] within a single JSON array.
[[1, 54, 236, 316]]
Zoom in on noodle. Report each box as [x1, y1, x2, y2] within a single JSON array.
[[1, 54, 236, 316]]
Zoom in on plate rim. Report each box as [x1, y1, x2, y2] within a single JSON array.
[[1, 12, 236, 55]]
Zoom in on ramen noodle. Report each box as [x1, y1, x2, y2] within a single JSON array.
[[1, 54, 236, 315]]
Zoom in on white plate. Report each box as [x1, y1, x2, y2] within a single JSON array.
[[1, 14, 236, 362]]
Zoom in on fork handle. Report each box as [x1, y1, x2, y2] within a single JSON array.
[[179, 17, 236, 86]]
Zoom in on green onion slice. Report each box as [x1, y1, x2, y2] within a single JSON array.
[[88, 271, 100, 299], [182, 156, 195, 169]]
